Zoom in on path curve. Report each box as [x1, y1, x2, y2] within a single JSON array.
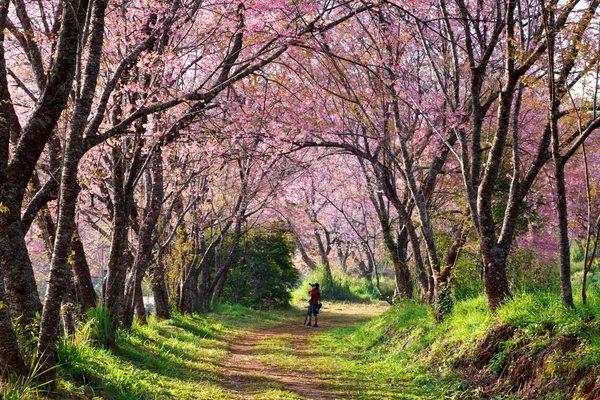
[[221, 302, 388, 399]]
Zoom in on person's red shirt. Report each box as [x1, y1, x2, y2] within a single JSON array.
[[309, 288, 320, 305]]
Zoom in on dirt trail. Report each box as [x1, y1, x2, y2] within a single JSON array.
[[221, 302, 388, 399]]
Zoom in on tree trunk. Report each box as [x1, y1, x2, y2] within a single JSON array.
[[210, 217, 244, 306], [71, 227, 98, 311], [554, 160, 574, 307], [0, 213, 42, 323], [196, 253, 213, 313], [0, 272, 26, 377], [543, 6, 574, 308], [295, 237, 317, 270], [379, 209, 413, 299], [62, 266, 78, 336], [151, 257, 170, 319], [37, 0, 107, 370], [336, 242, 349, 274], [133, 281, 146, 323], [211, 271, 228, 307], [0, 4, 30, 362], [481, 246, 512, 312], [123, 152, 163, 328], [104, 147, 134, 346], [37, 156, 81, 371], [315, 229, 333, 283], [0, 0, 92, 328], [179, 258, 200, 314]]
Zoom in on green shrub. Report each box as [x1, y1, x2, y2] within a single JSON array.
[[571, 242, 585, 263], [450, 254, 484, 301], [1, 348, 56, 399], [221, 224, 299, 309]]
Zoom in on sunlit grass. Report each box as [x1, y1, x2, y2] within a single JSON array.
[[45, 303, 307, 400], [54, 312, 233, 399], [20, 285, 600, 399], [257, 290, 600, 399]]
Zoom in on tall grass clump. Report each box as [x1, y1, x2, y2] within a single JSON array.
[[1, 353, 56, 399], [80, 304, 114, 349]]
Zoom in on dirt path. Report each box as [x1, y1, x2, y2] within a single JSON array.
[[221, 302, 388, 399]]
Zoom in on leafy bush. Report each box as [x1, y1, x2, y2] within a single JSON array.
[[221, 225, 299, 309], [571, 242, 585, 263]]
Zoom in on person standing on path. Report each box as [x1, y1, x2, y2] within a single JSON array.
[[306, 283, 320, 327]]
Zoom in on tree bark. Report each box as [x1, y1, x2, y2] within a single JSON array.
[[294, 234, 318, 270], [0, 275, 25, 377], [123, 151, 163, 328], [151, 256, 170, 319], [61, 266, 78, 336], [104, 145, 135, 346], [36, 0, 105, 372], [196, 250, 214, 313], [1, 0, 96, 325], [542, 4, 574, 308], [210, 215, 244, 306], [336, 241, 349, 274], [37, 164, 81, 371], [71, 227, 98, 311], [0, 0, 29, 375], [133, 281, 146, 323], [314, 229, 333, 283], [179, 257, 200, 314]]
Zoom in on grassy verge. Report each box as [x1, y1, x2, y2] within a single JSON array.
[[38, 304, 294, 399]]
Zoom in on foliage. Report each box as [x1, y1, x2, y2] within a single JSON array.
[[349, 276, 395, 300], [13, 313, 41, 363], [572, 241, 586, 263], [450, 250, 484, 300], [221, 225, 299, 309], [507, 248, 560, 292], [164, 226, 195, 306]]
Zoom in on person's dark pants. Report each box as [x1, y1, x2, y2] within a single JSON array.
[[307, 304, 319, 317]]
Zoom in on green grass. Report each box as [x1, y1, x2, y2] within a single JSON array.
[[54, 314, 230, 399], [46, 304, 296, 399], [256, 290, 600, 399], [9, 285, 600, 399], [292, 268, 394, 303]]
